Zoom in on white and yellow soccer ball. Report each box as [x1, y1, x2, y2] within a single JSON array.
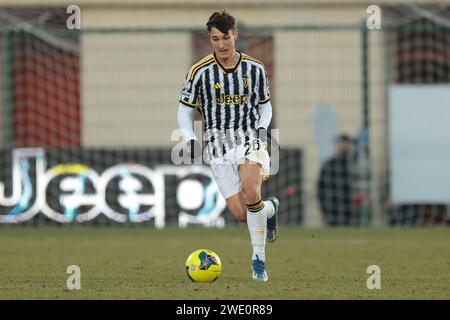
[[185, 249, 222, 282]]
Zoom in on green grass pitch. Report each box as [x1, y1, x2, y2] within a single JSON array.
[[0, 226, 449, 299]]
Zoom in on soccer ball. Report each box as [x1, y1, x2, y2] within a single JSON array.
[[185, 249, 222, 282]]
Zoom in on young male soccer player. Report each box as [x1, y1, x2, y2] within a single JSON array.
[[177, 11, 279, 282]]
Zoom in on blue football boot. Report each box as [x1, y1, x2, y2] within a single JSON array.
[[252, 255, 268, 282], [266, 196, 279, 243]]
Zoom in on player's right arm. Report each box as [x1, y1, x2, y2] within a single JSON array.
[[178, 73, 201, 160], [177, 105, 202, 160], [178, 55, 214, 160]]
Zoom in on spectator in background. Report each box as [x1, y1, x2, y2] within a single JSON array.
[[317, 134, 357, 226]]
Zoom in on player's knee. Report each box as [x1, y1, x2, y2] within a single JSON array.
[[241, 183, 260, 204]]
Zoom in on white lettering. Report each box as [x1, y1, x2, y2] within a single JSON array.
[[66, 265, 81, 290], [366, 265, 381, 289], [66, 5, 81, 30], [366, 5, 382, 30]]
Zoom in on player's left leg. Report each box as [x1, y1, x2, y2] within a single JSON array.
[[244, 142, 279, 243], [238, 160, 275, 282]]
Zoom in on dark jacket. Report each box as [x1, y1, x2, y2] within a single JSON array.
[[317, 154, 354, 225]]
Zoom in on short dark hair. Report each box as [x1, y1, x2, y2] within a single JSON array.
[[206, 11, 236, 34], [337, 134, 354, 144]]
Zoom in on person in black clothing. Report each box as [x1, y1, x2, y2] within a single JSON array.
[[317, 134, 357, 226]]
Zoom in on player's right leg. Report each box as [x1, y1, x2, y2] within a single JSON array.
[[209, 160, 247, 222], [238, 160, 271, 282]]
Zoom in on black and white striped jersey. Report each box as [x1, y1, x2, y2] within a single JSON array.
[[179, 52, 271, 155]]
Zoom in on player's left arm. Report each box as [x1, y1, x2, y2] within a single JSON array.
[[257, 101, 279, 152], [257, 68, 278, 150], [258, 100, 272, 130]]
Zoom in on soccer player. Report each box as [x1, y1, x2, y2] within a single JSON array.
[[177, 11, 279, 282]]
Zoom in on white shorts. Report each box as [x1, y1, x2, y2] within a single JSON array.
[[209, 139, 270, 199]]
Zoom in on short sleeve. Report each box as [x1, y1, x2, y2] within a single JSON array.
[[179, 73, 200, 109], [258, 68, 270, 105]]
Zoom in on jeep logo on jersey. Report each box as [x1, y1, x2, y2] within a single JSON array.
[[215, 93, 248, 105]]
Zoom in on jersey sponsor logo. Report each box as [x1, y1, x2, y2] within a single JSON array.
[[214, 82, 221, 89], [215, 93, 248, 105]]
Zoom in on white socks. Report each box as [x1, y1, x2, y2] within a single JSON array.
[[246, 199, 275, 262], [265, 201, 275, 219]]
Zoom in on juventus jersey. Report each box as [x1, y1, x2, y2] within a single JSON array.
[[179, 52, 271, 156]]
